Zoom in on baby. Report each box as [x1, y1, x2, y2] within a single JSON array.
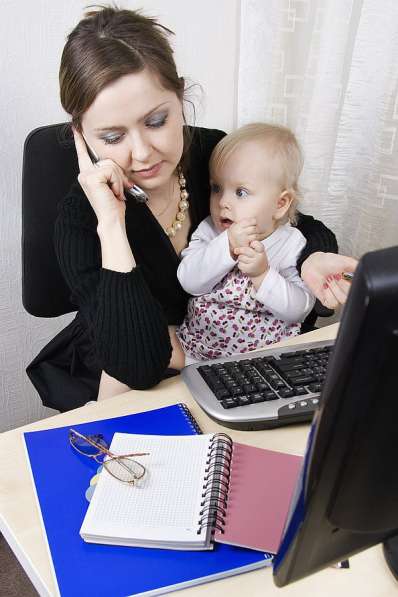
[[170, 122, 315, 366]]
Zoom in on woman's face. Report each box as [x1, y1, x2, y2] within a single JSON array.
[[81, 68, 184, 192]]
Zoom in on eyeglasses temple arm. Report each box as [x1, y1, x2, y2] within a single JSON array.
[[69, 429, 149, 458]]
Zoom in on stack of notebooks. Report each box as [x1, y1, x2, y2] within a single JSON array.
[[24, 403, 303, 597]]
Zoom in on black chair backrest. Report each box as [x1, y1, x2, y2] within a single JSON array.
[[22, 123, 78, 317]]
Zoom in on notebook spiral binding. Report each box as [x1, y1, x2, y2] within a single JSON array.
[[178, 403, 203, 435], [197, 433, 233, 535]]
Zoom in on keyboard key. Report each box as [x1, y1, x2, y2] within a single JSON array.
[[279, 388, 295, 398], [267, 373, 280, 382], [277, 357, 306, 367], [286, 369, 310, 378], [264, 391, 279, 401], [251, 393, 266, 403], [277, 362, 306, 372], [234, 376, 247, 386], [230, 387, 243, 396], [289, 376, 315, 385], [238, 378, 250, 385], [278, 401, 316, 420], [308, 383, 322, 393], [208, 381, 226, 392], [313, 374, 325, 382], [215, 388, 230, 400], [225, 381, 239, 389], [213, 363, 224, 371], [244, 384, 256, 393], [221, 398, 239, 409], [224, 362, 236, 370], [238, 396, 252, 406], [294, 386, 308, 395], [256, 382, 269, 391], [250, 375, 263, 383], [260, 356, 277, 364]]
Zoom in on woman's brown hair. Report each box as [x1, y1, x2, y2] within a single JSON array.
[[59, 3, 193, 166]]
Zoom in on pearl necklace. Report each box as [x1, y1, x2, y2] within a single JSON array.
[[166, 166, 189, 238]]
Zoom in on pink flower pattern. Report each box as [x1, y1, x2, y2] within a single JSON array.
[[177, 267, 300, 361]]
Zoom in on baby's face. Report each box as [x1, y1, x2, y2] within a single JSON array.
[[210, 140, 286, 239]]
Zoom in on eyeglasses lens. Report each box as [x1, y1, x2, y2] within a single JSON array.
[[70, 433, 108, 456], [104, 456, 146, 484]]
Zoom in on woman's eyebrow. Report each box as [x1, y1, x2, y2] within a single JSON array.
[[94, 102, 170, 132]]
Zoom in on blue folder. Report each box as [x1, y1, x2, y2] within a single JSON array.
[[24, 403, 271, 596]]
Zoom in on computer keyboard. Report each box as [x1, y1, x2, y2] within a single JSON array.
[[181, 339, 334, 430]]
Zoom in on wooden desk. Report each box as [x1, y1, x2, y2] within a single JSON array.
[[0, 324, 395, 596]]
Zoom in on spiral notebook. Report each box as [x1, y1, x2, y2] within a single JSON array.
[[24, 403, 271, 597], [80, 431, 303, 553]]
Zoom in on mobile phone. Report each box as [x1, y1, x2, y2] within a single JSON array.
[[81, 133, 148, 203]]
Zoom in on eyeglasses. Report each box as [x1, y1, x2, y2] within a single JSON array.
[[69, 428, 149, 485]]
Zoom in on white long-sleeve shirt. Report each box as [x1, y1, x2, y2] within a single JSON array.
[[176, 217, 315, 360]]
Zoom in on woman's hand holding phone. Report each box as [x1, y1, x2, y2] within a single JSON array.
[[72, 127, 136, 272], [72, 127, 135, 226]]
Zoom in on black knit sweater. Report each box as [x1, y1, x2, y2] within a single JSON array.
[[54, 126, 337, 390]]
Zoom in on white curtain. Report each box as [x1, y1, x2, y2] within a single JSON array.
[[237, 0, 398, 258]]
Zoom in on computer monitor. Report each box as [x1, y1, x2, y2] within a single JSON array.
[[273, 245, 398, 586]]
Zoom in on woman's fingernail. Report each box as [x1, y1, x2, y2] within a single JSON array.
[[334, 273, 342, 281], [323, 282, 329, 289]]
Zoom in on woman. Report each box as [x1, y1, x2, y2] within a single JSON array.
[[27, 5, 357, 411]]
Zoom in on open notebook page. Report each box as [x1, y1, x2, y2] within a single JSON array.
[[80, 433, 214, 549]]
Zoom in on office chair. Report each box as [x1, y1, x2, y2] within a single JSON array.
[[22, 123, 78, 317], [22, 123, 335, 348]]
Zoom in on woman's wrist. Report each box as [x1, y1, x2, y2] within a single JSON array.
[[97, 219, 135, 272], [96, 212, 126, 235]]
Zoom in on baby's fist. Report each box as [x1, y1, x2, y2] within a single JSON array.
[[227, 218, 258, 258], [235, 240, 269, 278]]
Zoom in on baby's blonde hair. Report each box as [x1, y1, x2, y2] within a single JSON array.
[[209, 123, 303, 225]]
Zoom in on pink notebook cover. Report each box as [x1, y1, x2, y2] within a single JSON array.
[[214, 443, 303, 553]]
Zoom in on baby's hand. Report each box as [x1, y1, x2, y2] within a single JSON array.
[[228, 218, 258, 258], [235, 241, 269, 284]]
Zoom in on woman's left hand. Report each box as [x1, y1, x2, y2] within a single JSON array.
[[301, 252, 358, 309]]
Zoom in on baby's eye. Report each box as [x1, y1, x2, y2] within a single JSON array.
[[236, 187, 249, 198], [210, 183, 221, 194], [103, 135, 123, 145]]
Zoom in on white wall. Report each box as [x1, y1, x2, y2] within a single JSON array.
[[0, 0, 240, 432]]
